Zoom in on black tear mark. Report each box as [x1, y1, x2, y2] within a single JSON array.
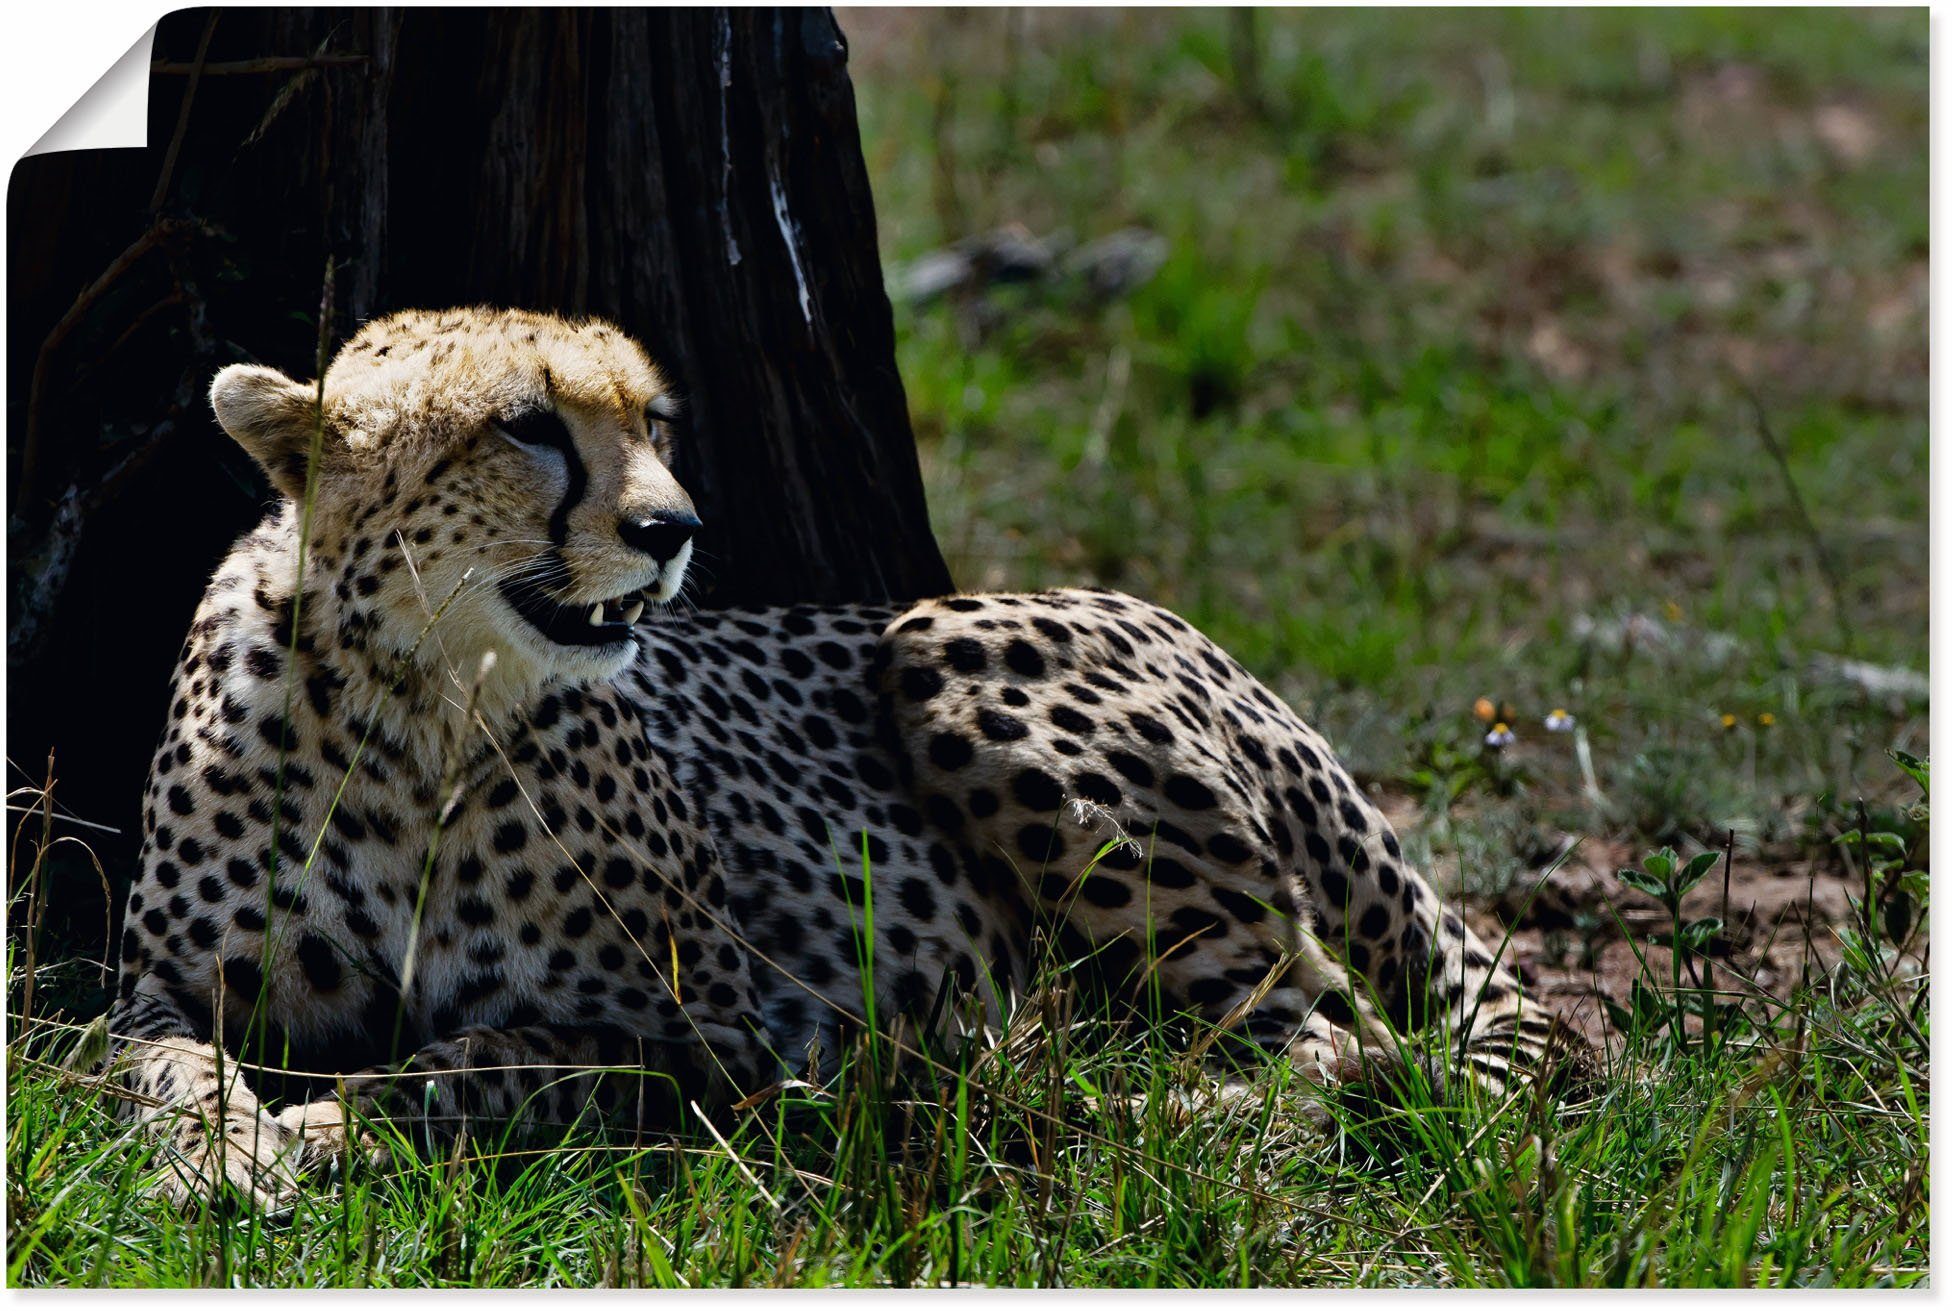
[[500, 402, 588, 549]]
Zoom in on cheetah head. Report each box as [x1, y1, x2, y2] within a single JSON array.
[[209, 308, 697, 688]]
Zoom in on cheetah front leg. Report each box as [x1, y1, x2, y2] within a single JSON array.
[[105, 991, 304, 1211]]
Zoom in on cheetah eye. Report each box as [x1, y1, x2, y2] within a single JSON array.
[[644, 397, 681, 452], [496, 407, 573, 449]]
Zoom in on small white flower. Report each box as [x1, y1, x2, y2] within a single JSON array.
[[1544, 708, 1575, 733], [1485, 722, 1516, 749]]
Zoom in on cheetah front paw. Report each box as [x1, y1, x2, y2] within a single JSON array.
[[148, 1102, 303, 1213], [274, 1095, 389, 1177]]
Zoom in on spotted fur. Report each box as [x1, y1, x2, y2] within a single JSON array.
[[109, 308, 1572, 1209]]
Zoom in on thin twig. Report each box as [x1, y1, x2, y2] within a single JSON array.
[[151, 55, 368, 75], [16, 220, 196, 516], [1, 804, 120, 836], [1742, 385, 1851, 652], [149, 11, 220, 212]]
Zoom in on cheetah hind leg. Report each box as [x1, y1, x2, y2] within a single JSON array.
[[1192, 926, 1423, 1133], [1137, 932, 1412, 1132], [1278, 921, 1411, 1083]]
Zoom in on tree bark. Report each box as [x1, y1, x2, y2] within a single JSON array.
[[6, 8, 951, 919]]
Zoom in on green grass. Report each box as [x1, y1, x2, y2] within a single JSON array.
[[7, 8, 1928, 1287], [9, 893, 1928, 1287]]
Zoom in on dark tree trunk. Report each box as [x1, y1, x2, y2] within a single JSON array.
[[6, 8, 950, 945]]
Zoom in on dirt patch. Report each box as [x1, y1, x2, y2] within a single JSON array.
[[1377, 796, 1902, 1052]]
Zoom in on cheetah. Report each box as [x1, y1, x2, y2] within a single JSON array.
[[107, 308, 1572, 1209]]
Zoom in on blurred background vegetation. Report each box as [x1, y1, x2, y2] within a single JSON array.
[[840, 6, 1927, 894]]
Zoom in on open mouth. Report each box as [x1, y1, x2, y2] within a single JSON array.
[[498, 578, 650, 648]]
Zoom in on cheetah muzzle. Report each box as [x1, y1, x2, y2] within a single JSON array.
[[104, 306, 1577, 1211]]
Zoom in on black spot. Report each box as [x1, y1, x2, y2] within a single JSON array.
[[1163, 773, 1218, 810], [1016, 823, 1063, 863], [1011, 768, 1064, 813], [976, 709, 1028, 742], [1314, 990, 1357, 1026], [898, 877, 937, 920], [1169, 906, 1228, 941], [1071, 771, 1122, 807], [1076, 875, 1132, 908], [1212, 886, 1269, 924], [1049, 705, 1094, 735], [943, 638, 986, 672], [1106, 751, 1154, 787], [928, 732, 973, 771], [1154, 820, 1203, 856], [1205, 831, 1252, 864], [296, 934, 342, 991], [1146, 856, 1197, 889], [222, 956, 265, 1000], [1003, 640, 1046, 677], [900, 666, 944, 702], [1031, 617, 1072, 643]]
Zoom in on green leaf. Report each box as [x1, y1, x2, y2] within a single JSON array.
[[1681, 918, 1723, 950], [1889, 748, 1929, 794], [1676, 850, 1722, 895], [1601, 997, 1634, 1033], [1616, 867, 1666, 899]]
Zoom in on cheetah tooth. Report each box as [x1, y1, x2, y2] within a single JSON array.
[[588, 604, 605, 626], [622, 600, 645, 625]]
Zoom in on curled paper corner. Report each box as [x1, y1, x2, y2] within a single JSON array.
[[24, 24, 158, 158]]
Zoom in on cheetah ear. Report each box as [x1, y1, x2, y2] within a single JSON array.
[[210, 364, 330, 499]]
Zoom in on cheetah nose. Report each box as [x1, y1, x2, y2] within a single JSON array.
[[619, 510, 700, 563]]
